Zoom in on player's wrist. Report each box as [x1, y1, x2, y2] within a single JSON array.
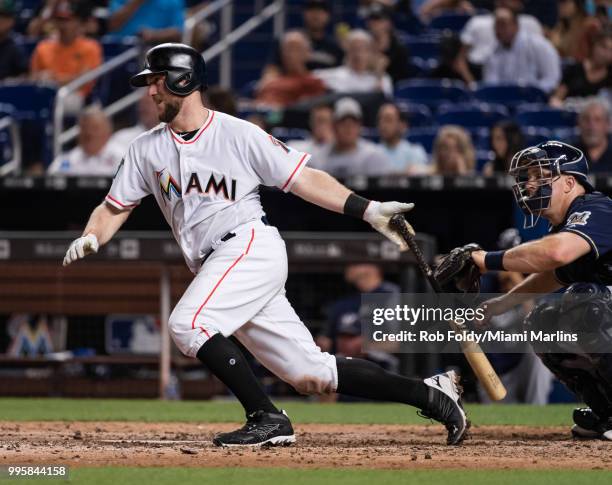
[[344, 193, 372, 219], [484, 250, 506, 271]]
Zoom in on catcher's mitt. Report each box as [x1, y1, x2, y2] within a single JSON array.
[[434, 243, 482, 293]]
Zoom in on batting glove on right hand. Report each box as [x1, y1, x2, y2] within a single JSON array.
[[364, 201, 415, 251], [63, 233, 99, 266]]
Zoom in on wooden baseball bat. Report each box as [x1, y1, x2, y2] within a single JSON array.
[[389, 214, 507, 401]]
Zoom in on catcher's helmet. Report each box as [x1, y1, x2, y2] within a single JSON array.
[[130, 43, 207, 96], [508, 141, 593, 228]]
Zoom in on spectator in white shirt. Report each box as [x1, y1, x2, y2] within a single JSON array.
[[313, 29, 393, 97], [319, 97, 393, 177], [288, 104, 335, 170], [48, 106, 124, 176], [110, 93, 159, 148], [483, 7, 561, 94], [377, 103, 429, 174], [461, 0, 543, 66]]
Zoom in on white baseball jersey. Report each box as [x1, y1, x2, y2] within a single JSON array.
[[105, 110, 311, 273]]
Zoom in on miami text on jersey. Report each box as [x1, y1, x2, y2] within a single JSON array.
[[185, 172, 237, 201]]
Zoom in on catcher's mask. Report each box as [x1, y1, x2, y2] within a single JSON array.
[[508, 141, 593, 228]]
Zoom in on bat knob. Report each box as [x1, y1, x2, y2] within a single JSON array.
[[389, 214, 405, 229]]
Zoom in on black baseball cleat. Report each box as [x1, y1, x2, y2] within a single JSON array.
[[212, 409, 296, 447], [571, 407, 612, 440], [420, 370, 469, 445]]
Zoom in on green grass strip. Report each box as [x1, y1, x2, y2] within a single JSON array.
[[0, 398, 576, 426], [2, 468, 611, 485]]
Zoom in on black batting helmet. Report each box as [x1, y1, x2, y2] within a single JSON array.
[[130, 43, 207, 96]]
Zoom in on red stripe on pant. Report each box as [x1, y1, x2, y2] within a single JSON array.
[[191, 228, 256, 332]]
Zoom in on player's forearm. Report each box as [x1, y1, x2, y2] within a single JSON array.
[[474, 233, 588, 274], [290, 167, 352, 214], [108, 0, 147, 31], [502, 238, 565, 273], [82, 203, 131, 246]]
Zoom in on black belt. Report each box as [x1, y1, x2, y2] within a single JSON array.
[[201, 216, 269, 265]]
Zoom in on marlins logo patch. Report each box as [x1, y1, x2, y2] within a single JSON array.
[[269, 135, 290, 154], [155, 168, 182, 202], [566, 211, 591, 226]]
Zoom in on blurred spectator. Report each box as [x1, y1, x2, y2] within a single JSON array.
[[110, 94, 158, 148], [364, 4, 411, 84], [0, 0, 28, 81], [246, 113, 269, 132], [263, 0, 343, 79], [288, 104, 334, 170], [319, 97, 393, 177], [28, 0, 99, 38], [461, 0, 543, 66], [574, 98, 612, 173], [418, 0, 475, 23], [255, 31, 326, 108], [108, 0, 184, 43], [550, 30, 612, 106], [314, 30, 393, 97], [376, 103, 429, 174], [30, 1, 103, 114], [431, 125, 476, 174], [429, 32, 479, 85], [549, 0, 590, 61], [316, 263, 400, 382], [48, 106, 124, 175], [205, 86, 238, 117], [481, 120, 524, 175], [483, 7, 561, 93], [587, 0, 612, 26]]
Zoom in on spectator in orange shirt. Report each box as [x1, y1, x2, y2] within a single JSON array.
[[255, 30, 326, 108], [30, 1, 102, 113]]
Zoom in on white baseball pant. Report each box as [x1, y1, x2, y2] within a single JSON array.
[[168, 218, 338, 395]]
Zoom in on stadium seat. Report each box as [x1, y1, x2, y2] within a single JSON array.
[[429, 12, 472, 32], [406, 128, 438, 153], [400, 36, 441, 63], [15, 36, 38, 60], [271, 127, 310, 142], [0, 83, 56, 120], [93, 38, 141, 105], [515, 105, 578, 129], [395, 101, 433, 128], [395, 79, 470, 108], [0, 104, 16, 169], [101, 36, 139, 60], [0, 83, 57, 166], [436, 103, 509, 129], [473, 84, 548, 107]]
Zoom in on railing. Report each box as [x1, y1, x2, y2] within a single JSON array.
[[0, 116, 22, 176], [203, 0, 284, 84], [182, 0, 232, 45], [52, 46, 141, 158], [52, 0, 285, 158]]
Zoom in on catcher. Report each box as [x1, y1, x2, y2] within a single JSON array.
[[436, 141, 612, 439]]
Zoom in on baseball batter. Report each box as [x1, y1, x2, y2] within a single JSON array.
[[63, 43, 467, 447]]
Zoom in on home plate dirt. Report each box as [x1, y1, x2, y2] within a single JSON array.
[[0, 422, 611, 470]]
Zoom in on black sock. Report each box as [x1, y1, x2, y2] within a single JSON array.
[[336, 356, 430, 409], [196, 334, 279, 416]]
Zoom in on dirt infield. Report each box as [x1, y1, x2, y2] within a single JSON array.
[[0, 421, 611, 470]]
